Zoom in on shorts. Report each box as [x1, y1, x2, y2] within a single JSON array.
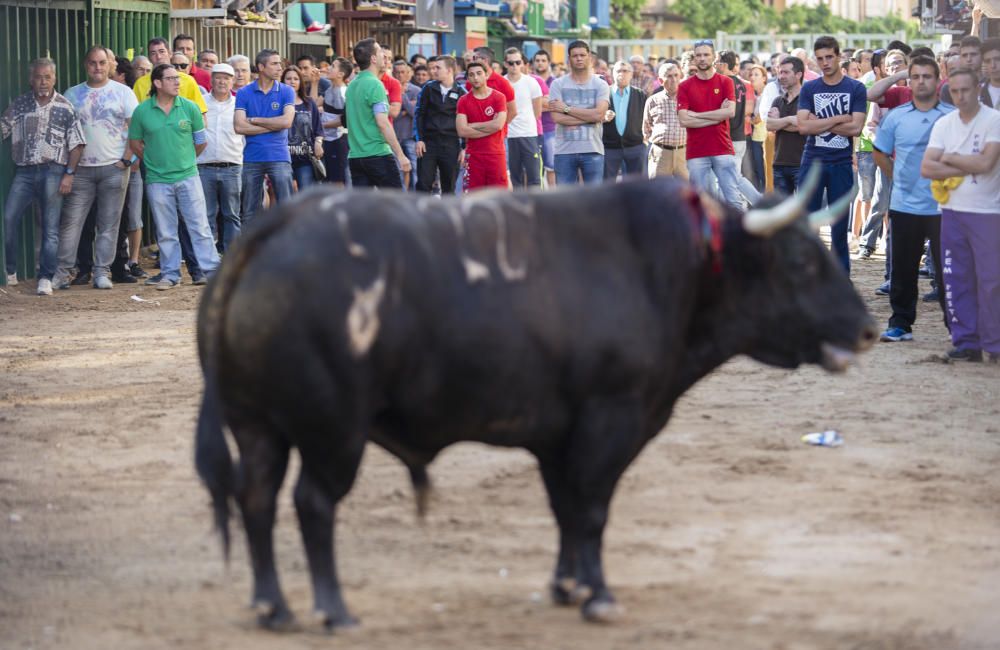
[[464, 153, 508, 192], [541, 131, 555, 171], [856, 151, 876, 202]]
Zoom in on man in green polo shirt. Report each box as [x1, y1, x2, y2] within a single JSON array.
[[128, 63, 219, 290], [345, 38, 410, 188]]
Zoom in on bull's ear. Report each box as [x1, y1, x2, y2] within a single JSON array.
[[808, 182, 859, 231], [742, 164, 821, 237]]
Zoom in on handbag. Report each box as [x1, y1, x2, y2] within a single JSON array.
[[310, 152, 327, 181]]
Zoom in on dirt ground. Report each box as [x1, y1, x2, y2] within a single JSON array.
[[2, 248, 999, 650]]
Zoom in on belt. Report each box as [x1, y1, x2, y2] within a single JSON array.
[[654, 143, 685, 150], [199, 162, 240, 167]]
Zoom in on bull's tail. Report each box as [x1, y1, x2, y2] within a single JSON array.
[[195, 376, 234, 562]]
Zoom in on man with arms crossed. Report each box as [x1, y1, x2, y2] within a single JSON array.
[[548, 40, 610, 186], [456, 61, 508, 191], [796, 36, 867, 273], [922, 69, 1000, 362]]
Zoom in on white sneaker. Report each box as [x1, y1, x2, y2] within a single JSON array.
[[6, 273, 18, 286], [36, 278, 53, 295], [93, 275, 113, 290]]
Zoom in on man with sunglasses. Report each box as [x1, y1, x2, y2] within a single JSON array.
[[133, 38, 206, 114], [173, 34, 211, 92], [503, 47, 543, 188]]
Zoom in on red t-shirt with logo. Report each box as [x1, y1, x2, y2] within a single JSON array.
[[676, 73, 736, 160], [381, 73, 402, 122], [457, 88, 507, 156], [879, 84, 912, 109]]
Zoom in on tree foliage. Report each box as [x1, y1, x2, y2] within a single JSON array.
[[607, 0, 647, 38]]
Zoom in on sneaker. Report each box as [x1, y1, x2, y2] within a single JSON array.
[[305, 22, 329, 32], [111, 271, 138, 284], [144, 273, 164, 286], [55, 278, 71, 290], [857, 248, 874, 260], [153, 277, 178, 291], [946, 347, 982, 362], [875, 281, 891, 296], [922, 289, 939, 302], [36, 278, 53, 295], [93, 276, 113, 290], [191, 274, 208, 286], [5, 273, 17, 286], [880, 327, 914, 342], [918, 266, 931, 278], [71, 271, 92, 286], [128, 262, 148, 279]]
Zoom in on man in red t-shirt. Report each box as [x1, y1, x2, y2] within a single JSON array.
[[380, 47, 403, 121], [456, 62, 509, 191], [472, 46, 517, 127], [676, 40, 745, 210]]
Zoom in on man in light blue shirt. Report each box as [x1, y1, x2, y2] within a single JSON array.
[[601, 61, 646, 180], [872, 55, 954, 343]]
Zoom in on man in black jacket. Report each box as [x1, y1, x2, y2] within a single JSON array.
[[603, 60, 647, 180], [415, 55, 466, 194]]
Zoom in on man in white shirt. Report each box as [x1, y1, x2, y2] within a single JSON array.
[[921, 69, 1000, 363], [197, 63, 245, 251], [503, 47, 543, 188], [54, 45, 138, 291]]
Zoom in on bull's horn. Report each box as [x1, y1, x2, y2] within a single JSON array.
[[808, 182, 859, 230], [742, 163, 821, 237]]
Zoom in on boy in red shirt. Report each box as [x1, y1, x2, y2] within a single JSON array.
[[456, 62, 509, 191]]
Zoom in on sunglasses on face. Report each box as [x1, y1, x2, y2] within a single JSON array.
[[174, 63, 189, 69], [694, 39, 714, 48], [505, 60, 522, 66]]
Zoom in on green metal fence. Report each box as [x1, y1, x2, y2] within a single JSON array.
[[0, 0, 168, 286]]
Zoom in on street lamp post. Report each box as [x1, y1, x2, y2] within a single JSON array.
[[588, 15, 598, 51]]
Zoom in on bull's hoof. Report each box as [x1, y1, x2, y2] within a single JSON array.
[[254, 600, 295, 631], [582, 597, 625, 624], [551, 578, 590, 606], [313, 609, 360, 633]]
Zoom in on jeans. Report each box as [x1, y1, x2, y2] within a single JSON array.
[[772, 165, 799, 196], [322, 137, 350, 185], [731, 141, 763, 206], [603, 144, 646, 181], [800, 159, 855, 274], [198, 164, 242, 251], [687, 155, 745, 210], [54, 164, 129, 285], [541, 131, 555, 171], [146, 176, 220, 283], [349, 155, 402, 189], [554, 152, 604, 186], [3, 163, 66, 280], [856, 151, 876, 202], [293, 162, 317, 190], [861, 169, 891, 253], [241, 160, 294, 226], [400, 138, 418, 190]]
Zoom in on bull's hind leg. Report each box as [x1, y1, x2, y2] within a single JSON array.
[[293, 436, 365, 631], [232, 425, 293, 629], [538, 460, 586, 606]]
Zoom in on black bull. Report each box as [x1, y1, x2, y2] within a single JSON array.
[[195, 176, 877, 630]]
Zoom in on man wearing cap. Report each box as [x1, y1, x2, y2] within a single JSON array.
[[198, 63, 245, 251]]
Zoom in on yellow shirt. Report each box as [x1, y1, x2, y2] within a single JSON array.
[[133, 71, 208, 113]]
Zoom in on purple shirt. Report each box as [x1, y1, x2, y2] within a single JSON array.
[[540, 75, 556, 134]]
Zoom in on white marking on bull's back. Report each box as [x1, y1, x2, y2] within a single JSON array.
[[319, 193, 349, 212], [346, 274, 386, 357], [463, 196, 530, 282], [335, 209, 368, 258], [435, 200, 490, 283]]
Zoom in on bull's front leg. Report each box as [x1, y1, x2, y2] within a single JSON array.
[[538, 460, 587, 606], [566, 394, 647, 623]]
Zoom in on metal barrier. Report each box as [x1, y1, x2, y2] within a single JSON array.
[[0, 0, 170, 286]]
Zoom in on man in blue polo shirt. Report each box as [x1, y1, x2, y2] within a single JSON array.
[[234, 48, 294, 226], [872, 55, 954, 343]]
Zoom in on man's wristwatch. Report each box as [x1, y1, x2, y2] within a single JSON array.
[[64, 167, 75, 175], [562, 105, 570, 114], [120, 158, 132, 167]]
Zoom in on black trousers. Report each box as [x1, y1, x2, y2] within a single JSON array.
[[416, 138, 460, 194], [349, 154, 402, 189], [888, 210, 945, 331]]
